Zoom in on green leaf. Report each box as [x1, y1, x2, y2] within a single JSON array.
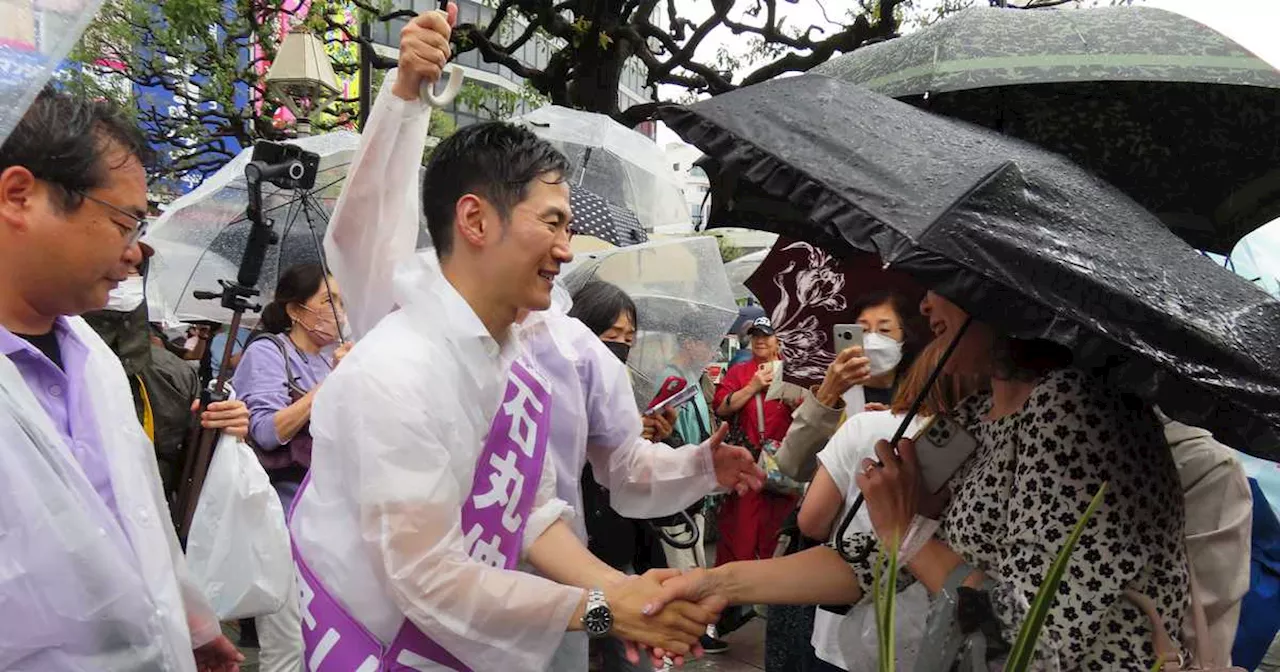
[[872, 534, 900, 672], [1148, 657, 1166, 672], [1004, 482, 1109, 671]]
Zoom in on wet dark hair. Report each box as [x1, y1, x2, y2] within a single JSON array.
[[569, 280, 638, 337], [851, 290, 930, 377], [260, 263, 328, 334], [422, 122, 570, 259], [0, 86, 152, 212]]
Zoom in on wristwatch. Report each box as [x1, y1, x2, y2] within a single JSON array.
[[581, 589, 613, 639]]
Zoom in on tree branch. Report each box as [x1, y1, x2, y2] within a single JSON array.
[[738, 1, 901, 87], [453, 23, 549, 83], [483, 0, 522, 40]]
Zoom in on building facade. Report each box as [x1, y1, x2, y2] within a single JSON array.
[[664, 140, 777, 251], [665, 141, 711, 231]]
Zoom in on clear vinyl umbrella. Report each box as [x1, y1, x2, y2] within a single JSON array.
[[512, 105, 691, 235], [146, 132, 366, 326], [724, 249, 768, 301], [0, 0, 105, 146], [562, 236, 737, 406]]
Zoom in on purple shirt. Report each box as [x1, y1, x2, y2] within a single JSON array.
[[232, 334, 333, 461], [0, 317, 119, 519]]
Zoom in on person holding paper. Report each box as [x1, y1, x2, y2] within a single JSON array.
[[712, 316, 799, 566]]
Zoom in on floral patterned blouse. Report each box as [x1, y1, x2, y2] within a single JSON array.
[[841, 369, 1189, 671]]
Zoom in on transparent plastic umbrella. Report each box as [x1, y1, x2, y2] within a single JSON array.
[[0, 0, 106, 146], [146, 240, 242, 326], [145, 132, 366, 326], [512, 105, 691, 235], [724, 249, 767, 301], [570, 186, 648, 247], [562, 236, 737, 406]]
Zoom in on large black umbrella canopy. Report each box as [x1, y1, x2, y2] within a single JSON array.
[[660, 74, 1280, 460], [812, 5, 1280, 254]]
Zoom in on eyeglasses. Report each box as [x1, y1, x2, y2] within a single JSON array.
[[74, 190, 149, 247]]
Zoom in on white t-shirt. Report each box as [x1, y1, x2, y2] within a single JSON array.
[[811, 411, 931, 672]]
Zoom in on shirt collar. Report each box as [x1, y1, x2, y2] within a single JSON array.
[[405, 255, 520, 366], [0, 316, 83, 358]]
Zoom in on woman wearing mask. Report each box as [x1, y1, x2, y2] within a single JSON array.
[[568, 281, 677, 443], [764, 291, 926, 671], [647, 291, 1191, 672], [797, 338, 985, 672], [777, 290, 927, 482], [569, 280, 683, 671], [234, 262, 351, 510], [231, 262, 351, 672]]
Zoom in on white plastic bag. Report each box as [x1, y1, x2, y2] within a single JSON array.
[[844, 582, 929, 672], [186, 432, 292, 619]]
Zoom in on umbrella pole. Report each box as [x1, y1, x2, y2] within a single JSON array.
[[834, 316, 972, 564], [298, 191, 347, 344]]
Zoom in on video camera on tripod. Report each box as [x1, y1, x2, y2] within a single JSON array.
[[238, 141, 321, 292], [246, 140, 321, 191], [175, 139, 322, 541]]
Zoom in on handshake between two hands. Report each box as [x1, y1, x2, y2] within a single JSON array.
[[603, 568, 728, 670]]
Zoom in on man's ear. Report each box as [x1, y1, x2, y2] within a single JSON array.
[[0, 166, 40, 232], [454, 194, 489, 250]]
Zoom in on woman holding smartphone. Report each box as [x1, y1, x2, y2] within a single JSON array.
[[647, 291, 1191, 672], [797, 339, 985, 671], [777, 290, 928, 483]]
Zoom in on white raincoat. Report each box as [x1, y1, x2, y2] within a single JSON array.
[[311, 73, 724, 669], [0, 317, 219, 671], [289, 256, 583, 671]]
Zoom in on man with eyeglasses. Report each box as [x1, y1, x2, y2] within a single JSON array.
[[0, 88, 243, 670]]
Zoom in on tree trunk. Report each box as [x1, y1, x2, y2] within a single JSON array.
[[563, 0, 631, 115], [566, 46, 628, 115]]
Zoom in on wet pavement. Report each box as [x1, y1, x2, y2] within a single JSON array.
[[682, 619, 766, 671]]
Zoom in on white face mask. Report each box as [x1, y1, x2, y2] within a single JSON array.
[[105, 276, 145, 313], [864, 332, 904, 377]]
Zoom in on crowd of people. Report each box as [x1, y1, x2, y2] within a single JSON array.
[[2, 4, 1280, 672]]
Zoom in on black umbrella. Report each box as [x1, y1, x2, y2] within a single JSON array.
[[660, 74, 1280, 460], [570, 186, 648, 247], [812, 5, 1280, 254]]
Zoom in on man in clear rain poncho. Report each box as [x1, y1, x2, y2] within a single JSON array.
[[288, 6, 761, 671], [0, 90, 245, 669]]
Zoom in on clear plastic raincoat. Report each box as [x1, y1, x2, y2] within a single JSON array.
[[0, 317, 219, 670], [304, 73, 723, 670]]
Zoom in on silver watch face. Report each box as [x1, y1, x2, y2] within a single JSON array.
[[583, 605, 613, 638]]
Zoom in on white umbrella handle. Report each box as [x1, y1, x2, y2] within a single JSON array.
[[420, 65, 464, 108]]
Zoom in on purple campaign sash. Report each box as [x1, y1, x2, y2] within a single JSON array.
[[291, 358, 553, 671]]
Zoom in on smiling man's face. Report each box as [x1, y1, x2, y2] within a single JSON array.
[[488, 174, 574, 313]]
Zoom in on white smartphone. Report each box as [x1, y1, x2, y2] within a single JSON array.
[[833, 323, 864, 353], [910, 414, 979, 493]]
